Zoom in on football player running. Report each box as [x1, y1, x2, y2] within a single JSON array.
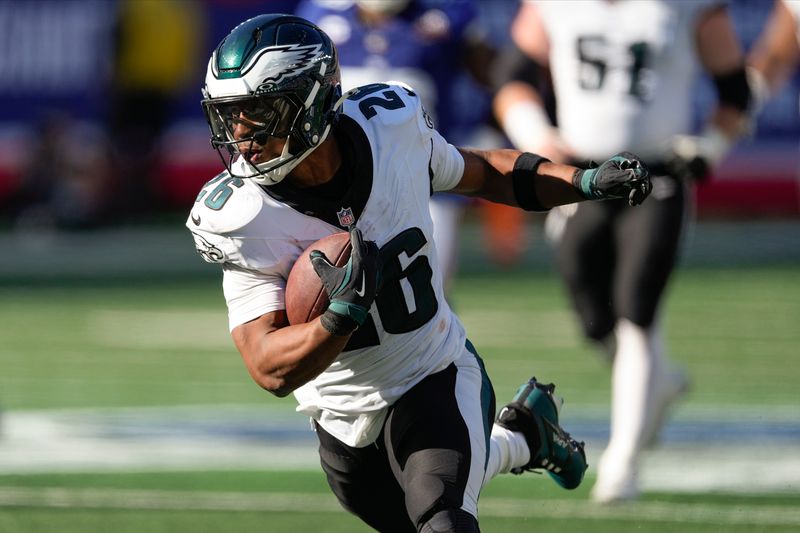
[[493, 0, 753, 503], [189, 14, 650, 532]]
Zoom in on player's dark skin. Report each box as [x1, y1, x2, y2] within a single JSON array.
[[230, 110, 587, 397]]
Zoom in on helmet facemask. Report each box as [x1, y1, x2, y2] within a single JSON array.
[[203, 91, 306, 183]]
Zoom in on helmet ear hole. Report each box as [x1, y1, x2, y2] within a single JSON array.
[[323, 84, 342, 122]]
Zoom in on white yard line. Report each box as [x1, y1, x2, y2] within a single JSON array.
[[480, 497, 800, 526], [1, 407, 798, 494], [0, 487, 799, 526]]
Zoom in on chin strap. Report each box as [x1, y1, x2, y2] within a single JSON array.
[[248, 140, 305, 186]]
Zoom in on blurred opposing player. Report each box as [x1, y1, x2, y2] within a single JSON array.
[[297, 0, 499, 293], [188, 14, 652, 530], [494, 0, 752, 503]]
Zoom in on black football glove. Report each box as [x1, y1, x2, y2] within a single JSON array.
[[572, 152, 652, 206], [666, 152, 711, 183], [310, 225, 380, 336]]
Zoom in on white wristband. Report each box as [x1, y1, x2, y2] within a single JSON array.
[[746, 65, 771, 116], [671, 126, 732, 168], [501, 100, 556, 153], [700, 126, 733, 167]]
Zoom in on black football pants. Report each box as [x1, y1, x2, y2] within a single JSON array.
[[555, 173, 687, 341], [315, 346, 495, 532]]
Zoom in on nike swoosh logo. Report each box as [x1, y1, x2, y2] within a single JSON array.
[[354, 275, 366, 297], [191, 212, 201, 226]]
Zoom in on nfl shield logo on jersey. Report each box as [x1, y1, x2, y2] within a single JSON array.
[[336, 207, 355, 227]]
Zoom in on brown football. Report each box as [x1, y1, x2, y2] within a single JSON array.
[[285, 232, 351, 325]]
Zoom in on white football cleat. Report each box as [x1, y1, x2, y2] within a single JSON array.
[[644, 366, 691, 448], [590, 454, 639, 504]]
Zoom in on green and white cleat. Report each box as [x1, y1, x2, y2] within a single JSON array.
[[496, 377, 588, 490]]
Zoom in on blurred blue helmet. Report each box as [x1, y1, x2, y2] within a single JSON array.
[[202, 14, 342, 185]]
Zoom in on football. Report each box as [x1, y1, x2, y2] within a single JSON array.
[[285, 232, 351, 325]]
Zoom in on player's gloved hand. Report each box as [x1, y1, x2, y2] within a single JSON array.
[[572, 152, 652, 206], [311, 225, 380, 336], [668, 127, 732, 182]]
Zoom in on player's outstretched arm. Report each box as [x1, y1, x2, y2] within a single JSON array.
[[452, 148, 651, 209]]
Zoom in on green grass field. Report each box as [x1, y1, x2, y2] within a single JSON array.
[[1, 259, 799, 531], [2, 267, 798, 410], [2, 470, 799, 532]]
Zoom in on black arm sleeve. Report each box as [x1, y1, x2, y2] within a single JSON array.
[[512, 153, 550, 212], [713, 66, 751, 112], [490, 44, 547, 93], [490, 44, 557, 125]]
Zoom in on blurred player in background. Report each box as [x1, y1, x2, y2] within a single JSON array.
[[188, 14, 653, 530], [11, 112, 113, 231], [108, 0, 205, 214], [296, 0, 508, 294], [748, 0, 800, 106], [494, 0, 753, 503]]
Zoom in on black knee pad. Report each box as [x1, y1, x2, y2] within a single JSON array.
[[402, 449, 467, 529], [418, 508, 479, 533]]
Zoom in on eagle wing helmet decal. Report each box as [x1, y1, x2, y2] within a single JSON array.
[[250, 44, 323, 91]]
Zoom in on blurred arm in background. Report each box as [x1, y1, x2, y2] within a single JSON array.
[[747, 0, 800, 109], [669, 3, 754, 181], [491, 1, 569, 163]]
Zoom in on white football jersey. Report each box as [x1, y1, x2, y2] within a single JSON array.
[[187, 82, 467, 447], [531, 0, 722, 160]]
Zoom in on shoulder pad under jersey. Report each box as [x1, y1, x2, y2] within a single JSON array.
[[186, 172, 264, 236], [341, 81, 434, 132]]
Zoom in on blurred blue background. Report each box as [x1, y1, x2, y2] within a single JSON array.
[[0, 0, 797, 232]]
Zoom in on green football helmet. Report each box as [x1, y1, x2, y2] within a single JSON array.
[[202, 14, 342, 185]]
